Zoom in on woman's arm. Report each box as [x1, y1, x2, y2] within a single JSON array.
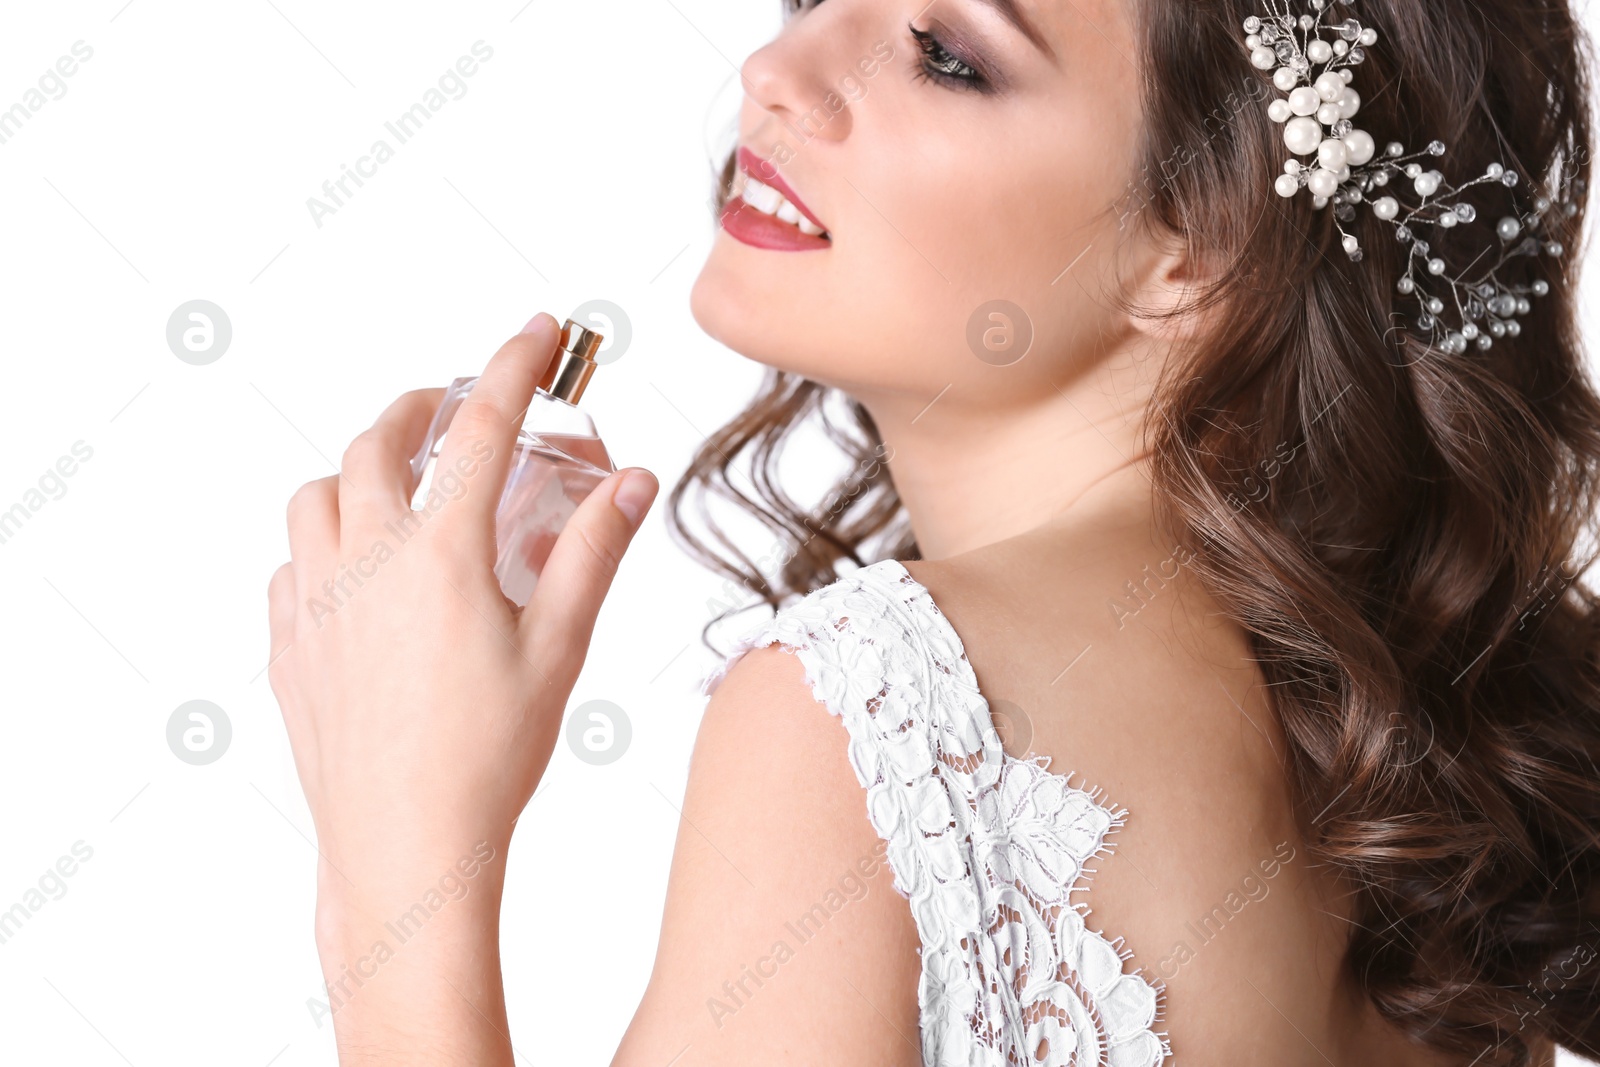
[[267, 313, 657, 1065], [612, 644, 923, 1067]]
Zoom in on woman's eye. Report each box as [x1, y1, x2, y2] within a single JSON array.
[[909, 25, 986, 92]]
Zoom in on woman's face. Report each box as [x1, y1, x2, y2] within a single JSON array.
[[690, 0, 1155, 408]]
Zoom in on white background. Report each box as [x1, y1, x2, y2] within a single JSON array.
[[0, 2, 1595, 1064]]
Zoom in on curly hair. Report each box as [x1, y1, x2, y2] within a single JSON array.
[[667, 1, 1600, 1061]]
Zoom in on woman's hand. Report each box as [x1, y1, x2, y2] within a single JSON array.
[[266, 313, 657, 1062]]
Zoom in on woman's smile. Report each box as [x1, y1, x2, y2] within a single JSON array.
[[719, 145, 833, 250]]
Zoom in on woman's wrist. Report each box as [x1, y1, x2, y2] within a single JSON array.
[[310, 838, 514, 1064]]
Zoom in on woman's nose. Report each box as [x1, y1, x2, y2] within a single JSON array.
[[739, 6, 861, 145]]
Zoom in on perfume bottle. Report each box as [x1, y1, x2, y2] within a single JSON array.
[[409, 318, 616, 607]]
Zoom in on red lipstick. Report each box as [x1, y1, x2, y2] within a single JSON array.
[[719, 146, 832, 252]]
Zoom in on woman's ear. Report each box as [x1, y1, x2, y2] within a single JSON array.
[[1122, 224, 1228, 347]]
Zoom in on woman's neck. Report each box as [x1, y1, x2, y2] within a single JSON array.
[[858, 367, 1159, 561]]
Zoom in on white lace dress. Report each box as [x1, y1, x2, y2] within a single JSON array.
[[702, 559, 1170, 1066]]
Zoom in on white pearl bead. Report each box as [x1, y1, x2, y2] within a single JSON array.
[[1317, 103, 1342, 125], [1246, 33, 1262, 47], [1342, 234, 1360, 254], [1373, 196, 1399, 220], [1318, 138, 1349, 170], [1268, 99, 1293, 123], [1338, 89, 1360, 119], [1289, 86, 1322, 115], [1252, 45, 1277, 70], [1283, 116, 1323, 155], [1414, 171, 1441, 196], [1359, 27, 1378, 45], [1315, 72, 1345, 101], [1343, 129, 1375, 165], [1307, 168, 1340, 197], [1341, 69, 1354, 82], [1275, 174, 1301, 198], [1307, 39, 1333, 63], [1273, 66, 1299, 91]]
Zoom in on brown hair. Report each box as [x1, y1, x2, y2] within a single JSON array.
[[667, 1, 1600, 1061]]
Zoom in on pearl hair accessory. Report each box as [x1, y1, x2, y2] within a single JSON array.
[[1246, 0, 1581, 354]]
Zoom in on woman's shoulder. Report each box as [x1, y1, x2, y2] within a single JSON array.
[[900, 532, 1452, 1060]]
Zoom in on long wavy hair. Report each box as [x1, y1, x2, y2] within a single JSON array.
[[666, 0, 1600, 1061]]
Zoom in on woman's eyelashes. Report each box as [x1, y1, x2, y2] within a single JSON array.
[[779, 2, 992, 94], [910, 24, 990, 93]]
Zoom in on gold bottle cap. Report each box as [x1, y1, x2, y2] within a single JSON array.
[[539, 318, 605, 404]]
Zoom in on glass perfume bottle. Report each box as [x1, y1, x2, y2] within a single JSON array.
[[409, 318, 615, 607]]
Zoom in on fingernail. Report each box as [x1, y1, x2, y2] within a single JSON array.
[[520, 312, 557, 335], [611, 469, 657, 528]]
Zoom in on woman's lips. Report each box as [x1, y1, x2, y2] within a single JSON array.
[[719, 146, 832, 252], [737, 147, 830, 232]]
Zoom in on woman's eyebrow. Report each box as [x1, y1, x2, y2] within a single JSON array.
[[970, 0, 1056, 60]]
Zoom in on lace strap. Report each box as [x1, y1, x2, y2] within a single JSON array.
[[700, 561, 1170, 1066]]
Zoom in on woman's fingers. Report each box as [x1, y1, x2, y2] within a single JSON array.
[[267, 561, 297, 685], [287, 475, 341, 612], [522, 467, 657, 669], [432, 315, 563, 546], [337, 388, 446, 534]]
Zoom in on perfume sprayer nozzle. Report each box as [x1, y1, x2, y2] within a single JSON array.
[[539, 318, 605, 404]]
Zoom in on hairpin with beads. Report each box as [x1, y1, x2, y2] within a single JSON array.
[[1244, 0, 1580, 354]]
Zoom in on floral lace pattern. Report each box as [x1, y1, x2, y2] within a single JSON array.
[[702, 560, 1170, 1066]]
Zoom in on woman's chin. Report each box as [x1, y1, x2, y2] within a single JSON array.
[[688, 253, 789, 365]]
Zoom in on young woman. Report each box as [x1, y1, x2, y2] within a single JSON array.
[[266, 0, 1600, 1062]]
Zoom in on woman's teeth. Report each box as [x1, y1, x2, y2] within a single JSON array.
[[734, 170, 828, 237]]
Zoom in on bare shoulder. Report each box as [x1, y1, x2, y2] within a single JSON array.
[[613, 643, 921, 1067], [901, 503, 1429, 1061]]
